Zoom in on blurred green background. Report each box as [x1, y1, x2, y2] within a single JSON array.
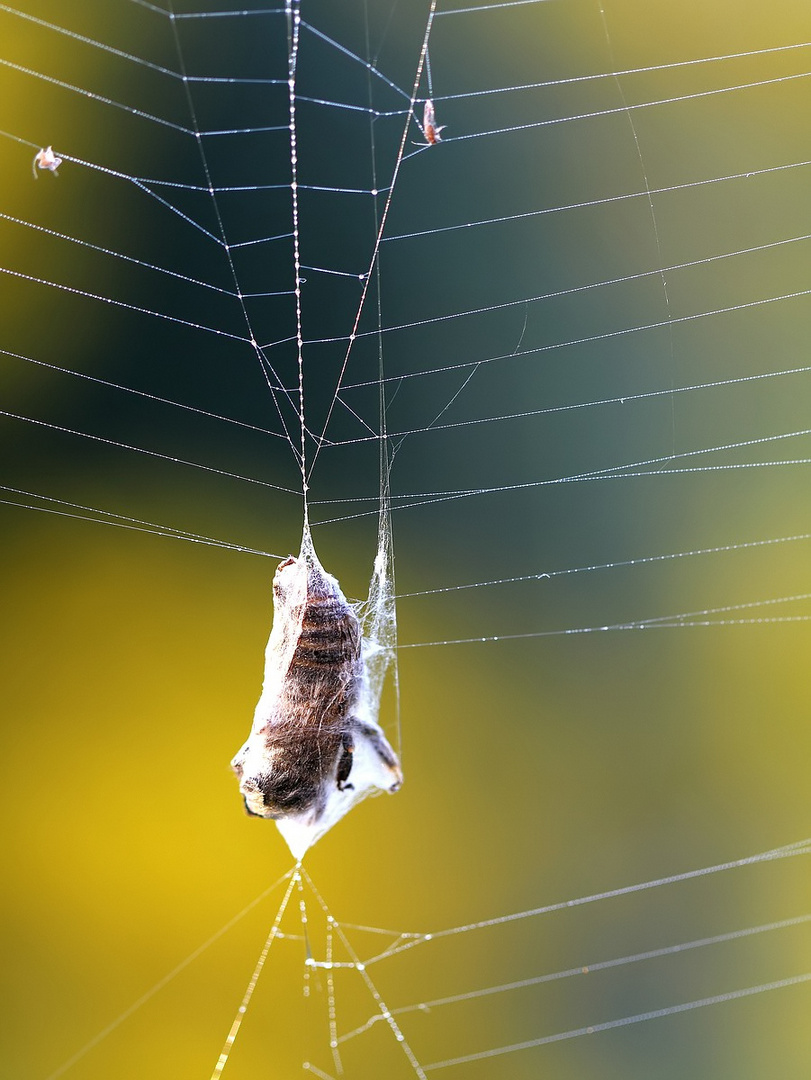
[[1, 1, 810, 1078]]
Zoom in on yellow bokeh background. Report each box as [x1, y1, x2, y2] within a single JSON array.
[[2, 1, 810, 1078]]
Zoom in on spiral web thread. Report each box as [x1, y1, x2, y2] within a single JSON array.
[[2, 0, 810, 1076]]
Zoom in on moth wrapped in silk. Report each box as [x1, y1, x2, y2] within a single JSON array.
[[231, 532, 402, 857]]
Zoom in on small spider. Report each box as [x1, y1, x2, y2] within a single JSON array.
[[420, 99, 445, 145], [33, 146, 62, 178]]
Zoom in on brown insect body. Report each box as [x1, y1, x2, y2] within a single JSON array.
[[231, 534, 402, 849], [422, 99, 445, 145]]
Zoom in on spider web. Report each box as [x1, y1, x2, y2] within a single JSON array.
[[1, 1, 810, 1078]]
